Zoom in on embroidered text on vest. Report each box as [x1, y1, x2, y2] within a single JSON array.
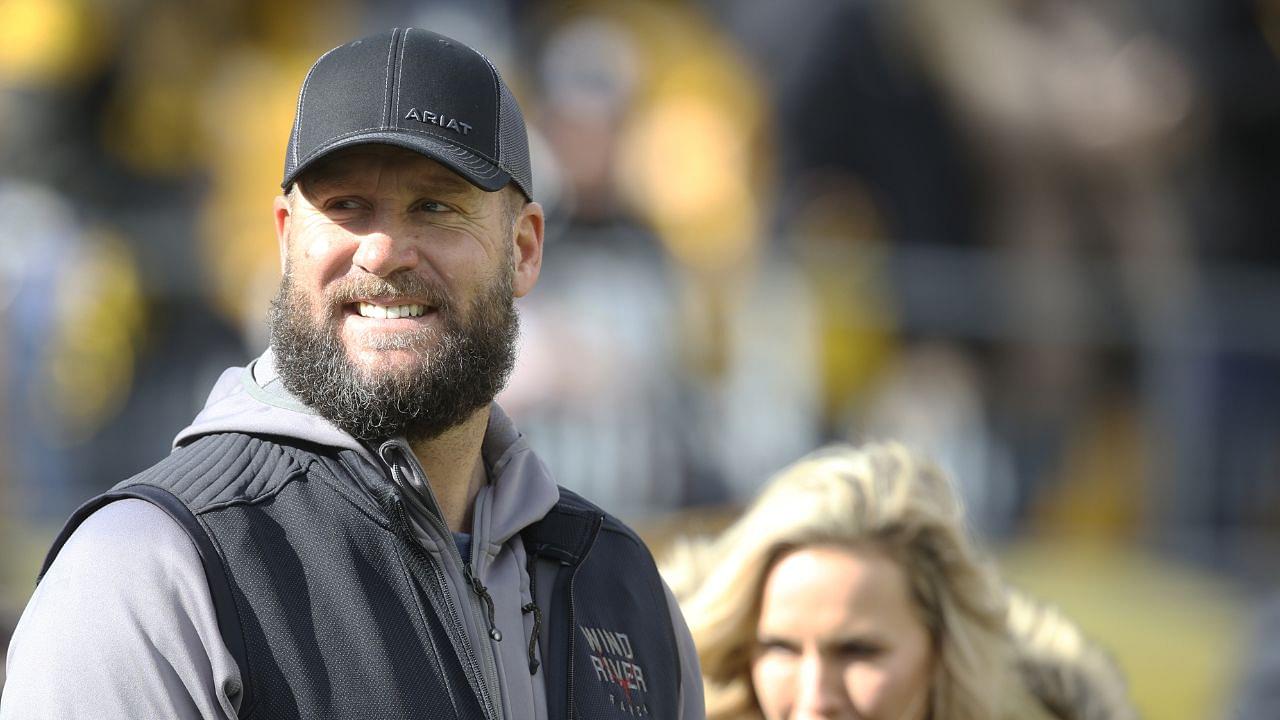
[[581, 625, 652, 716]]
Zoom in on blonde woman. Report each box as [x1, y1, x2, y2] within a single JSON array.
[[664, 443, 1135, 720]]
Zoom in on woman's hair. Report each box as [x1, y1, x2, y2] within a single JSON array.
[[1006, 590, 1138, 720], [667, 443, 1139, 719], [666, 442, 1015, 719]]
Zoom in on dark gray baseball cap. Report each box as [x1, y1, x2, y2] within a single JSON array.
[[282, 27, 533, 199]]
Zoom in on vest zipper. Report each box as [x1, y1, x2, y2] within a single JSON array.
[[566, 566, 579, 720], [565, 514, 604, 720], [388, 492, 499, 720], [380, 443, 503, 720]]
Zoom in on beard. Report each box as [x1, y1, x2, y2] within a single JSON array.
[[267, 264, 519, 444]]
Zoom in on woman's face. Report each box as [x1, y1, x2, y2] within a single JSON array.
[[751, 544, 934, 720]]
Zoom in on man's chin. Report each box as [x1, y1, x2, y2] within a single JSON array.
[[348, 345, 426, 368], [342, 320, 443, 355], [340, 350, 436, 395]]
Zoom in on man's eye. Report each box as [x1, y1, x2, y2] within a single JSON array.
[[416, 201, 450, 213]]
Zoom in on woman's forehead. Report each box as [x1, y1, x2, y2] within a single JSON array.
[[759, 545, 923, 632]]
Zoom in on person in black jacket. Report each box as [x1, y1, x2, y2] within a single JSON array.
[[1, 27, 703, 720]]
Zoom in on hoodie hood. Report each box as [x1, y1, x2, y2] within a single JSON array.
[[174, 349, 560, 542], [476, 406, 561, 547], [174, 347, 373, 462]]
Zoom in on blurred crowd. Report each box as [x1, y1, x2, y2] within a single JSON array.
[[2, 0, 1280, 716]]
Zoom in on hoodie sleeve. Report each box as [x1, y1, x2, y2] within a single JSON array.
[[663, 579, 706, 719], [0, 500, 242, 720]]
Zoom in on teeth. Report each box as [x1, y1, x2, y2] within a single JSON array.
[[357, 302, 426, 319]]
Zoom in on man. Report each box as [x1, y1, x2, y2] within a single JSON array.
[[1, 28, 703, 720]]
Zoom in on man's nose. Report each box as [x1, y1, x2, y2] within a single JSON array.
[[352, 227, 419, 277], [794, 653, 845, 719]]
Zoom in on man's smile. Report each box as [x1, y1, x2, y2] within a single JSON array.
[[354, 301, 430, 319], [339, 293, 444, 327]]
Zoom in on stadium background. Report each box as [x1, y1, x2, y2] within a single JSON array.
[[1, 0, 1277, 716]]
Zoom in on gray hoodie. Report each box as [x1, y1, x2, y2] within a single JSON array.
[[0, 350, 704, 719]]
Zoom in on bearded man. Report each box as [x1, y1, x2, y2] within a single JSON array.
[[0, 28, 703, 720]]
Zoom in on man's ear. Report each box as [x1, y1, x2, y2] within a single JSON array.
[[512, 201, 545, 298], [273, 193, 291, 275]]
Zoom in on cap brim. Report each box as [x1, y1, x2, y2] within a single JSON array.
[[282, 130, 511, 192]]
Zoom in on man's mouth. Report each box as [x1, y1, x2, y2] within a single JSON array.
[[353, 301, 430, 319]]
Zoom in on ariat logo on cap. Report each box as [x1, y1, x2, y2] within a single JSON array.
[[404, 108, 472, 135]]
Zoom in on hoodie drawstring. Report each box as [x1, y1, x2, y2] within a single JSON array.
[[462, 562, 503, 642], [465, 549, 544, 676], [521, 553, 542, 675]]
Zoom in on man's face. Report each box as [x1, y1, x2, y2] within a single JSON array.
[[267, 145, 543, 443]]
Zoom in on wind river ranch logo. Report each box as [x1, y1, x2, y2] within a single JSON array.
[[580, 625, 652, 716]]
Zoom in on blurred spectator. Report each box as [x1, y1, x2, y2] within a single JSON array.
[[499, 10, 707, 513], [1181, 0, 1280, 576], [0, 181, 94, 520], [707, 0, 970, 459], [0, 177, 246, 514], [904, 0, 1207, 541], [500, 3, 819, 513], [715, 0, 1220, 545], [858, 343, 1020, 536], [708, 0, 977, 249], [533, 13, 639, 223]]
